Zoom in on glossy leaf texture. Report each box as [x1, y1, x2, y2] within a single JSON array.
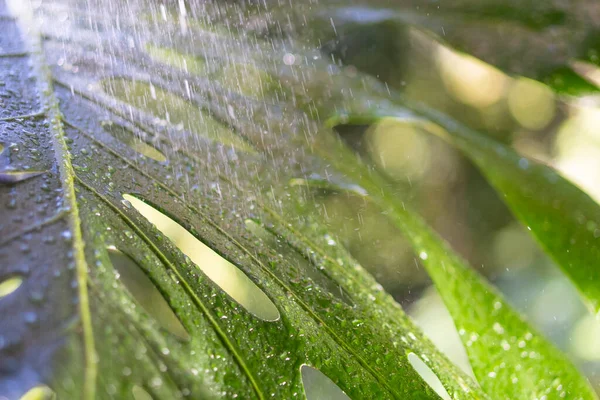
[[288, 18, 600, 396], [288, 103, 600, 398], [373, 175, 599, 399], [283, 11, 600, 400], [3, 0, 600, 399], [238, 2, 600, 399], [0, 0, 487, 399]]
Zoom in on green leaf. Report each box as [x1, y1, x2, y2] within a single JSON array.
[[295, 117, 597, 398], [1, 0, 485, 399], [145, 44, 207, 76], [544, 66, 600, 96], [383, 98, 600, 317], [317, 24, 600, 318], [569, 61, 600, 91], [375, 178, 598, 399], [396, 214, 598, 399], [261, 6, 600, 394], [310, 58, 600, 392], [5, 0, 600, 398], [102, 78, 255, 152], [253, 34, 598, 396]]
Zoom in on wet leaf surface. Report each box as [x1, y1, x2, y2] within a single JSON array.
[[0, 0, 483, 398], [3, 0, 600, 399]]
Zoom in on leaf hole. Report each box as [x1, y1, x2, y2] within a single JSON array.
[[0, 170, 45, 184], [102, 78, 254, 152], [300, 365, 350, 400], [289, 188, 423, 299], [407, 352, 451, 400], [107, 246, 190, 341], [0, 275, 23, 298], [123, 194, 280, 321], [146, 44, 206, 75], [217, 62, 275, 99], [131, 385, 153, 400], [19, 385, 55, 400], [245, 219, 354, 307], [102, 121, 167, 163]]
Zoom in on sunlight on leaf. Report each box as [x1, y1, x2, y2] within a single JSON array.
[[375, 182, 597, 399], [338, 103, 600, 319], [131, 385, 153, 400], [407, 353, 451, 400], [7, 0, 600, 398], [0, 275, 22, 298], [301, 365, 350, 400], [146, 44, 206, 75], [318, 118, 597, 398], [19, 386, 55, 400], [413, 114, 600, 317], [123, 194, 280, 321]]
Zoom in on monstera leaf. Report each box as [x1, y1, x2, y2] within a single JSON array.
[[1, 0, 599, 399]]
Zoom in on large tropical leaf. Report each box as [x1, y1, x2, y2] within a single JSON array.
[[1, 0, 599, 399], [0, 0, 483, 399]]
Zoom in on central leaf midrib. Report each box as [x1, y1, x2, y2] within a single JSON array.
[[18, 10, 98, 400]]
